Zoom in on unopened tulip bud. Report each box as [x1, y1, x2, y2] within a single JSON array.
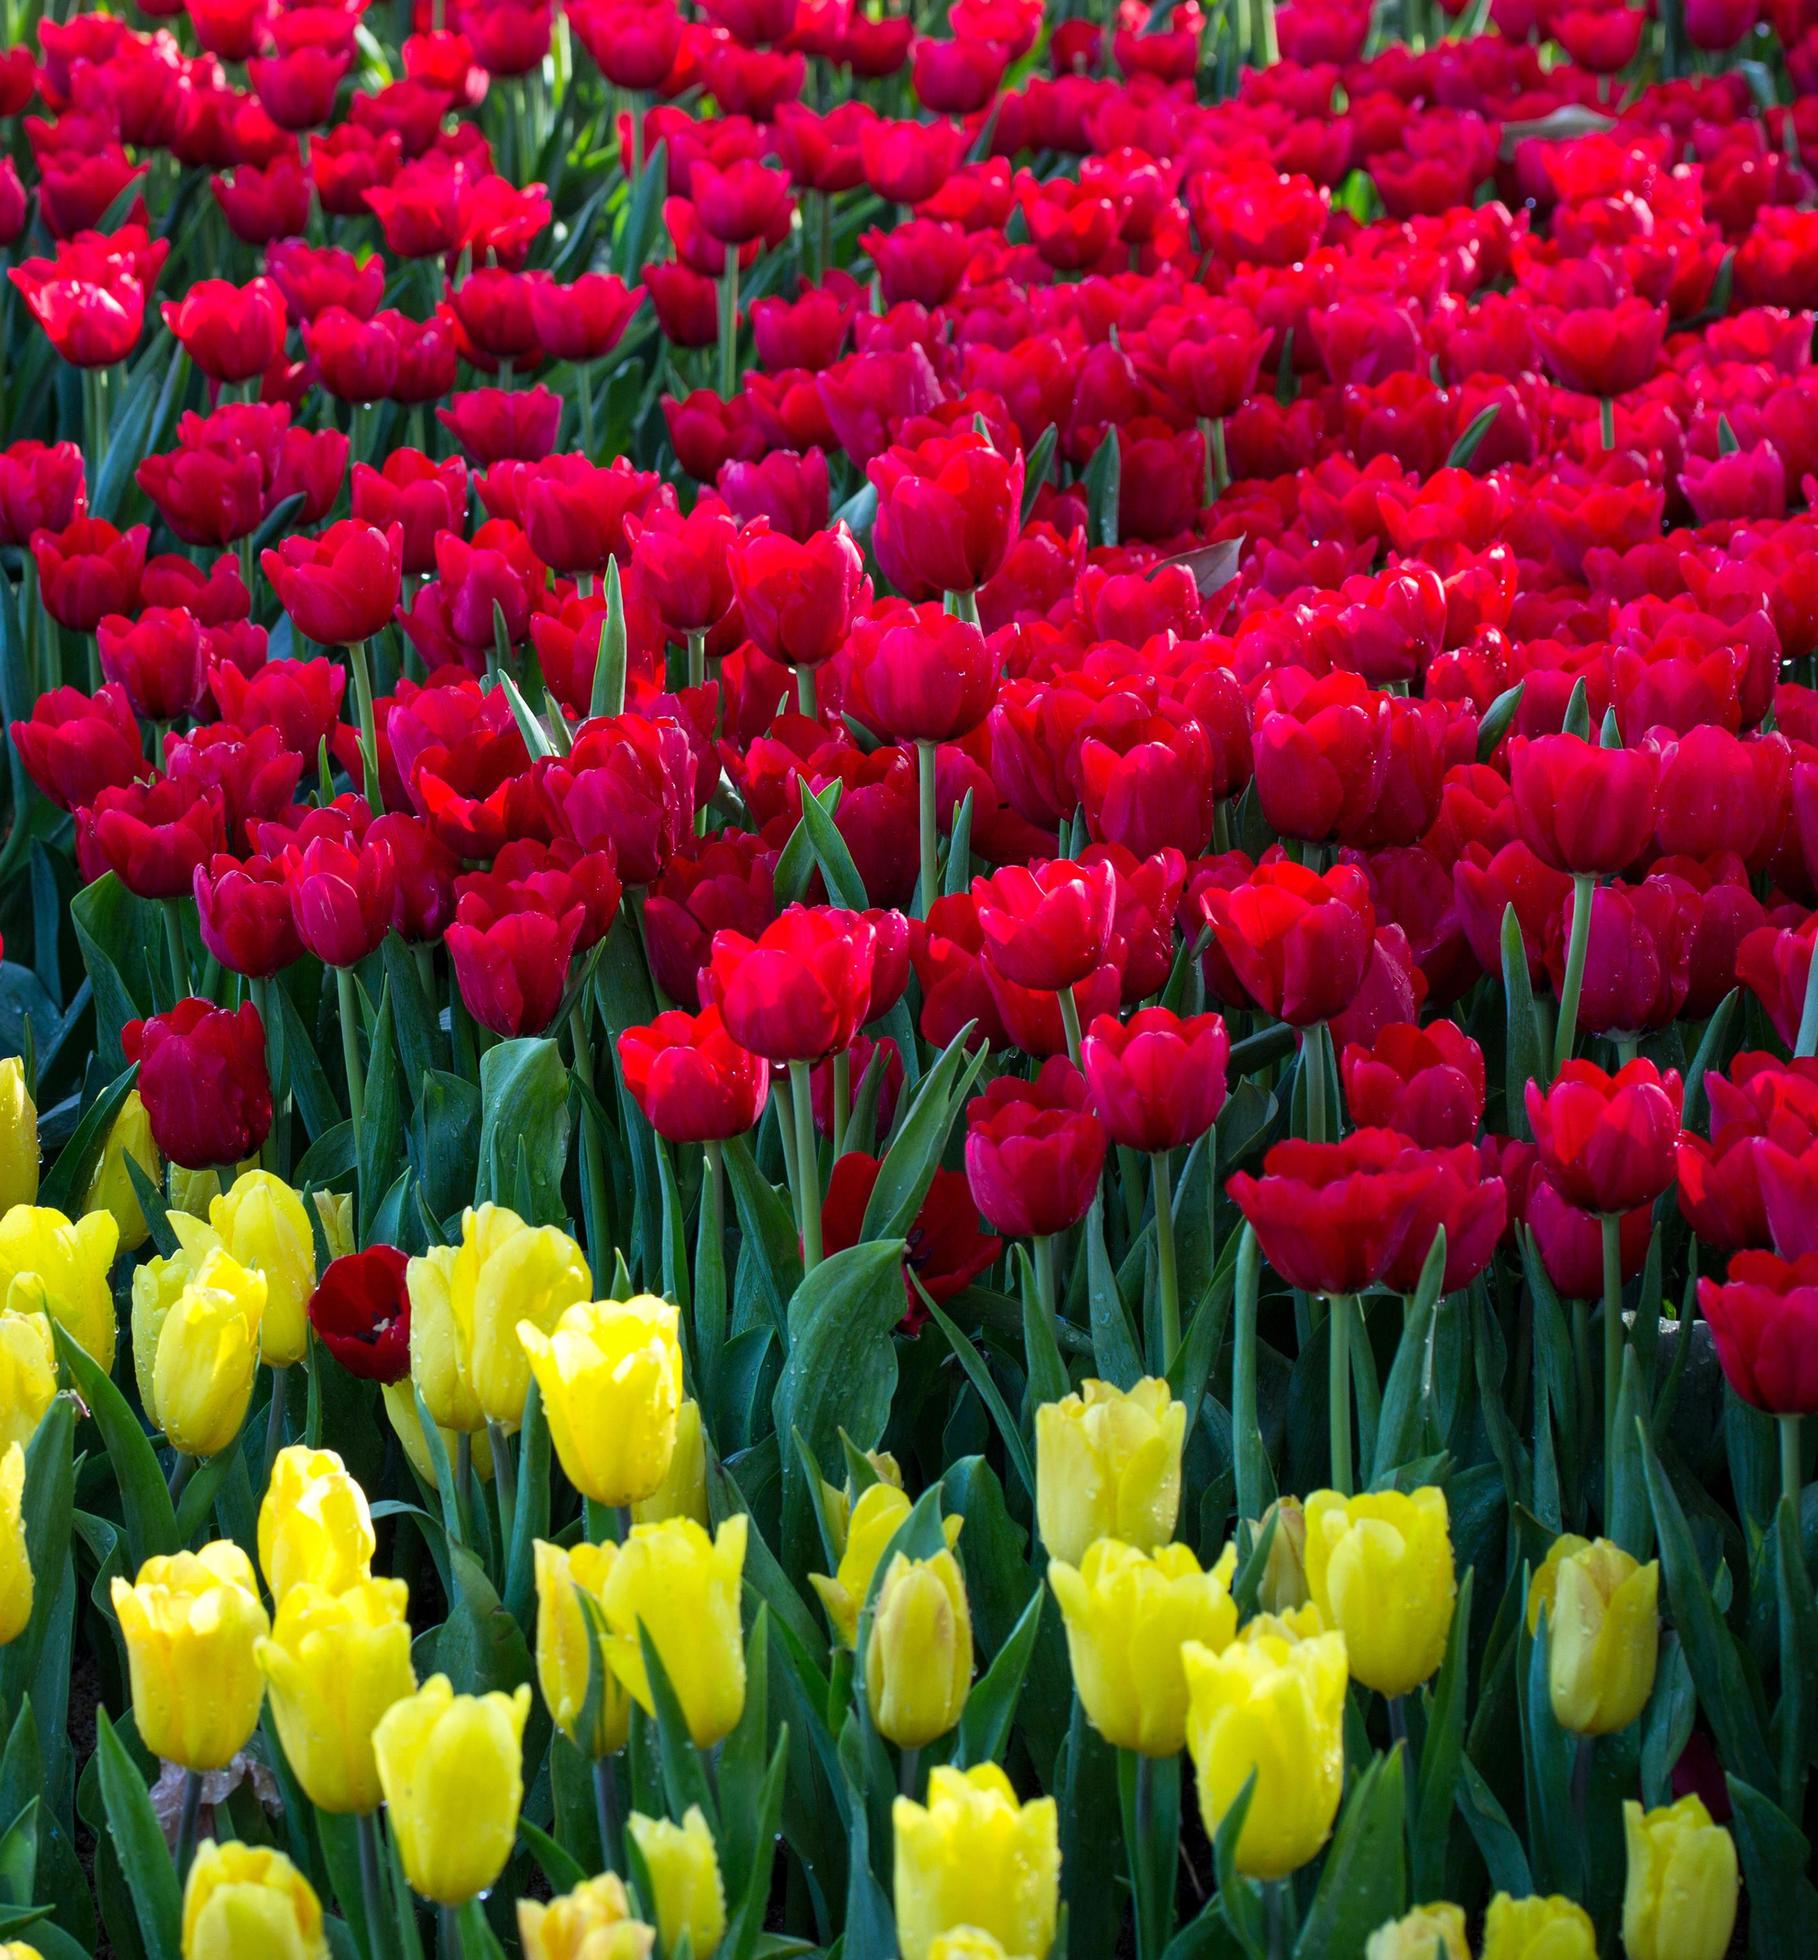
[[0, 1443, 30, 1645], [1304, 1487, 1456, 1698], [811, 1482, 961, 1650], [205, 1170, 317, 1366], [534, 1539, 631, 1759], [151, 1247, 266, 1459], [1527, 1534, 1659, 1736], [893, 1764, 1059, 1960], [0, 1203, 119, 1369], [1621, 1796, 1739, 1960], [627, 1807, 727, 1958], [180, 1840, 327, 1960], [0, 1058, 39, 1213], [601, 1516, 747, 1747], [1366, 1903, 1470, 1960], [1035, 1376, 1184, 1567], [867, 1548, 973, 1749], [1256, 1497, 1309, 1613]]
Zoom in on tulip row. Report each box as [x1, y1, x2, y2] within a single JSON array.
[[5, 0, 1818, 1957]]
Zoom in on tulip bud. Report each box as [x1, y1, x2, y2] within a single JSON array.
[[256, 1577, 416, 1814], [1256, 1497, 1310, 1613], [257, 1445, 376, 1603], [1035, 1376, 1185, 1568], [380, 1378, 495, 1489], [112, 1542, 270, 1770], [534, 1539, 631, 1759], [518, 1873, 655, 1960], [1304, 1487, 1456, 1698], [0, 1203, 120, 1369], [151, 1247, 267, 1459], [313, 1190, 355, 1262], [821, 1449, 905, 1557], [626, 1806, 727, 1960], [0, 1059, 38, 1213], [892, 1764, 1060, 1960], [1365, 1903, 1470, 1960], [406, 1245, 485, 1434], [600, 1516, 747, 1747], [82, 1088, 160, 1254], [1049, 1539, 1238, 1756], [516, 1293, 682, 1504], [1480, 1892, 1595, 1958], [811, 1482, 962, 1650], [928, 1936, 1022, 1960], [630, 1395, 710, 1528], [1527, 1534, 1659, 1736], [866, 1548, 973, 1748], [0, 1308, 55, 1455], [1182, 1630, 1348, 1880], [1621, 1796, 1739, 1960], [0, 1443, 30, 1645], [372, 1674, 531, 1906], [203, 1170, 317, 1366], [180, 1840, 327, 1960]]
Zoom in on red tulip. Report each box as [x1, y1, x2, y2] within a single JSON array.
[[728, 518, 866, 669], [79, 778, 227, 899], [1697, 1251, 1818, 1415], [309, 1245, 411, 1384], [822, 1149, 1001, 1328], [1227, 1130, 1437, 1297], [973, 857, 1118, 994], [161, 276, 287, 384], [706, 904, 876, 1062], [854, 602, 997, 745], [868, 430, 1024, 601], [95, 608, 208, 724], [642, 832, 776, 1011], [1199, 860, 1376, 1027], [618, 1006, 770, 1143], [546, 713, 697, 886], [1526, 1059, 1683, 1216], [1080, 1008, 1229, 1154], [1341, 1019, 1485, 1147], [1737, 917, 1818, 1050], [124, 997, 273, 1170], [262, 521, 403, 645], [446, 886, 584, 1038], [31, 517, 148, 631], [282, 833, 397, 968], [351, 450, 469, 576], [0, 439, 85, 547], [1508, 733, 1658, 877], [9, 683, 148, 811], [194, 853, 303, 980], [1527, 1170, 1655, 1300], [1543, 878, 1692, 1041], [964, 1057, 1107, 1239]]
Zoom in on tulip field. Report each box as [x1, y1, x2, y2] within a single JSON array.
[[7, 0, 1818, 1955]]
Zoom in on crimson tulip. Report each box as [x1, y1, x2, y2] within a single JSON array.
[[124, 997, 273, 1170], [618, 1006, 770, 1143], [868, 430, 1024, 602], [282, 833, 397, 968], [262, 521, 403, 645], [728, 518, 866, 670], [31, 517, 147, 631], [161, 276, 287, 384], [1080, 1009, 1229, 1154], [707, 905, 876, 1063], [1341, 1020, 1485, 1148], [1227, 1131, 1437, 1297], [973, 857, 1118, 994], [822, 1150, 1001, 1329], [446, 886, 584, 1038], [308, 1245, 411, 1384], [1199, 861, 1376, 1027], [964, 1058, 1107, 1240], [1508, 733, 1658, 877], [9, 683, 148, 811], [855, 603, 997, 746], [194, 853, 304, 979], [1525, 1059, 1684, 1216], [1698, 1251, 1818, 1415]]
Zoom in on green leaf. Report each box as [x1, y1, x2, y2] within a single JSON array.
[[1020, 424, 1058, 525], [517, 1816, 588, 1895], [1475, 680, 1523, 762], [721, 1133, 803, 1347], [1085, 428, 1121, 548], [1371, 1291, 1438, 1484], [499, 669, 555, 760], [94, 1709, 181, 1960], [51, 1322, 178, 1568], [37, 1064, 138, 1216], [953, 1585, 1043, 1769], [859, 1022, 984, 1243], [474, 1037, 572, 1229], [796, 773, 870, 910], [1726, 1775, 1818, 1960], [1517, 1608, 1584, 1900], [1445, 402, 1501, 470], [1412, 1569, 1473, 1900], [1087, 1198, 1144, 1389], [921, 1284, 1036, 1502], [1292, 1748, 1406, 1957], [636, 1622, 720, 1832], [1456, 1756, 1531, 1897], [613, 138, 668, 281], [434, 1543, 533, 1697], [588, 558, 630, 719], [1501, 902, 1543, 1139], [70, 876, 156, 1068], [1683, 989, 1738, 1135]]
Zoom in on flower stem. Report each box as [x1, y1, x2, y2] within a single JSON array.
[[718, 255, 740, 400], [488, 1419, 517, 1568], [336, 964, 366, 1163], [163, 901, 189, 1003], [1151, 1150, 1181, 1370], [174, 1768, 203, 1880], [899, 1744, 921, 1800], [262, 1365, 289, 1481], [1782, 1413, 1803, 1518], [347, 638, 384, 817], [1304, 1021, 1327, 1142], [168, 1449, 197, 1507], [916, 738, 940, 918], [1034, 1232, 1058, 1348], [1602, 1210, 1623, 1522], [790, 1058, 822, 1269], [831, 1048, 850, 1160], [1552, 873, 1597, 1077], [687, 627, 706, 691], [592, 1754, 621, 1870], [796, 663, 819, 719], [1328, 1293, 1354, 1496], [569, 1003, 613, 1282], [1058, 984, 1085, 1070], [356, 1810, 389, 1957]]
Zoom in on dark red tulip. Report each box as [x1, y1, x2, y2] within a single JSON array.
[[1382, 1142, 1507, 1294], [1080, 1008, 1229, 1155], [80, 778, 227, 899], [868, 429, 1024, 602], [526, 270, 645, 360], [124, 997, 273, 1170], [446, 885, 584, 1038], [973, 856, 1118, 994], [95, 608, 207, 724], [964, 1057, 1107, 1240], [1199, 861, 1376, 1027], [0, 439, 85, 546], [31, 517, 148, 632], [1544, 877, 1692, 1041], [9, 683, 148, 811], [1342, 1019, 1485, 1148], [1677, 1054, 1818, 1254], [1251, 669, 1391, 846], [1527, 1170, 1655, 1300], [1508, 733, 1658, 877], [351, 450, 469, 576], [618, 1005, 771, 1143], [193, 853, 304, 979], [546, 714, 697, 886], [1076, 703, 1216, 861], [1227, 1130, 1438, 1297], [1697, 1251, 1818, 1415], [282, 833, 397, 968], [262, 521, 404, 646], [729, 519, 866, 671], [822, 1149, 1001, 1329], [1526, 1059, 1684, 1216], [707, 904, 876, 1062], [309, 1245, 411, 1384]]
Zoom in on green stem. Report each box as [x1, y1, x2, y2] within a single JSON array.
[[1058, 985, 1085, 1070], [1571, 1293, 1595, 1522], [916, 738, 940, 918], [592, 1754, 621, 1871], [1552, 874, 1597, 1077], [831, 1049, 850, 1160], [453, 1431, 474, 1551], [347, 639, 384, 817], [1034, 1233, 1058, 1347], [168, 1449, 197, 1507], [174, 1768, 203, 1880], [1602, 1211, 1623, 1522], [1795, 939, 1818, 1059], [569, 1004, 613, 1280], [488, 1419, 517, 1568], [687, 627, 706, 691], [1782, 1414, 1803, 1518], [1152, 1151, 1181, 1371], [899, 1744, 921, 1800], [356, 1810, 389, 1960], [336, 965, 366, 1162], [262, 1365, 289, 1481], [718, 255, 740, 400], [948, 587, 981, 627], [163, 902, 190, 1003], [790, 1058, 822, 1269], [1328, 1294, 1354, 1496], [797, 664, 819, 719], [1304, 1022, 1327, 1142]]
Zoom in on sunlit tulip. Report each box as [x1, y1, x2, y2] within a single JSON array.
[[1303, 1487, 1456, 1698], [1621, 1796, 1739, 1960], [201, 1170, 317, 1366], [257, 1445, 376, 1601], [0, 1202, 119, 1368], [406, 1245, 485, 1433], [534, 1539, 631, 1758], [1527, 1534, 1659, 1736], [180, 1840, 327, 1960], [867, 1547, 973, 1748], [516, 1293, 682, 1504], [1034, 1377, 1184, 1567], [600, 1516, 747, 1747], [518, 1872, 654, 1960], [112, 1542, 270, 1770], [372, 1674, 532, 1906], [626, 1806, 727, 1959], [893, 1764, 1060, 1960], [0, 1443, 29, 1645]]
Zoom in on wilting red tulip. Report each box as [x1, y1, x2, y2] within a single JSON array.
[[31, 517, 148, 631], [1079, 1008, 1229, 1154], [124, 997, 273, 1170], [1342, 1020, 1485, 1148], [823, 1150, 1001, 1328], [729, 518, 866, 670], [1697, 1251, 1818, 1415], [973, 857, 1118, 994], [964, 1057, 1107, 1239], [9, 683, 148, 811], [618, 1005, 770, 1143], [1200, 861, 1376, 1027], [707, 905, 876, 1062], [446, 885, 585, 1038], [309, 1245, 411, 1384], [262, 521, 403, 645], [193, 854, 304, 979], [1508, 733, 1658, 877], [1228, 1130, 1437, 1297], [868, 429, 1024, 601], [282, 833, 397, 968], [1526, 1059, 1683, 1216], [161, 276, 287, 384]]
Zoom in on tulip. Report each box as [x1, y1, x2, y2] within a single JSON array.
[[533, 1539, 632, 1759], [406, 1245, 485, 1435], [1526, 1059, 1682, 1216], [1036, 1377, 1185, 1568], [180, 1841, 327, 1960], [1509, 733, 1657, 878], [381, 1379, 496, 1491], [518, 1295, 683, 1506], [728, 518, 866, 671], [1365, 1904, 1471, 1960], [0, 1309, 55, 1456], [893, 1764, 1060, 1960], [112, 1542, 270, 1771], [866, 1547, 973, 1748], [927, 1937, 1022, 1960], [626, 1807, 727, 1959], [0, 1060, 37, 1212], [1227, 1133, 1439, 1300], [965, 1060, 1108, 1243], [199, 1171, 316, 1368], [1527, 1534, 1659, 1737], [261, 520, 404, 646], [869, 430, 1023, 602], [812, 1482, 962, 1650], [1079, 1010, 1230, 1154], [1697, 1250, 1818, 1415], [309, 1246, 411, 1384], [1621, 1796, 1739, 1960], [600, 1516, 747, 1747], [631, 1397, 711, 1529], [450, 1204, 592, 1430], [257, 1445, 376, 1602], [149, 1247, 266, 1459], [123, 998, 273, 1172], [372, 1674, 532, 1906], [0, 1204, 117, 1369], [1048, 1539, 1238, 1755], [706, 906, 877, 1064], [1181, 1629, 1349, 1880], [518, 1873, 655, 1960], [256, 1577, 416, 1814], [1479, 1893, 1595, 1958], [1304, 1487, 1456, 1698], [1199, 861, 1376, 1027], [9, 682, 148, 812], [81, 1088, 160, 1255], [1342, 1021, 1486, 1149], [0, 1443, 29, 1646], [618, 1008, 770, 1144]]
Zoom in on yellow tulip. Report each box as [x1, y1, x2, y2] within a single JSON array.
[[1526, 1535, 1659, 1737], [0, 1060, 39, 1214], [1239, 1603, 1328, 1645], [1621, 1796, 1739, 1960], [112, 1542, 270, 1770], [257, 1445, 376, 1602], [1048, 1539, 1237, 1756], [372, 1673, 531, 1906], [0, 1443, 30, 1646], [600, 1516, 747, 1748], [534, 1539, 631, 1759], [1034, 1376, 1184, 1567], [626, 1806, 726, 1959], [519, 1872, 654, 1960], [893, 1764, 1060, 1960], [929, 1936, 1027, 1960], [256, 1577, 416, 1814], [203, 1170, 317, 1367], [132, 1240, 205, 1417], [379, 1378, 494, 1488], [1366, 1903, 1471, 1960], [810, 1482, 962, 1651], [0, 1307, 55, 1455], [1304, 1487, 1456, 1698], [821, 1449, 904, 1557], [631, 1395, 709, 1529], [150, 1247, 266, 1459], [0, 1202, 119, 1369], [456, 1203, 592, 1428], [0, 1943, 44, 1959], [407, 1245, 484, 1434], [1256, 1496, 1310, 1613], [313, 1190, 354, 1262], [867, 1548, 972, 1748], [168, 1166, 222, 1215], [181, 1840, 327, 1960], [1479, 1893, 1595, 1959], [1182, 1629, 1348, 1880], [82, 1088, 159, 1254], [517, 1294, 681, 1504]]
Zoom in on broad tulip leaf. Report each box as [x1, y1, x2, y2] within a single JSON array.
[[93, 1710, 181, 1960]]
